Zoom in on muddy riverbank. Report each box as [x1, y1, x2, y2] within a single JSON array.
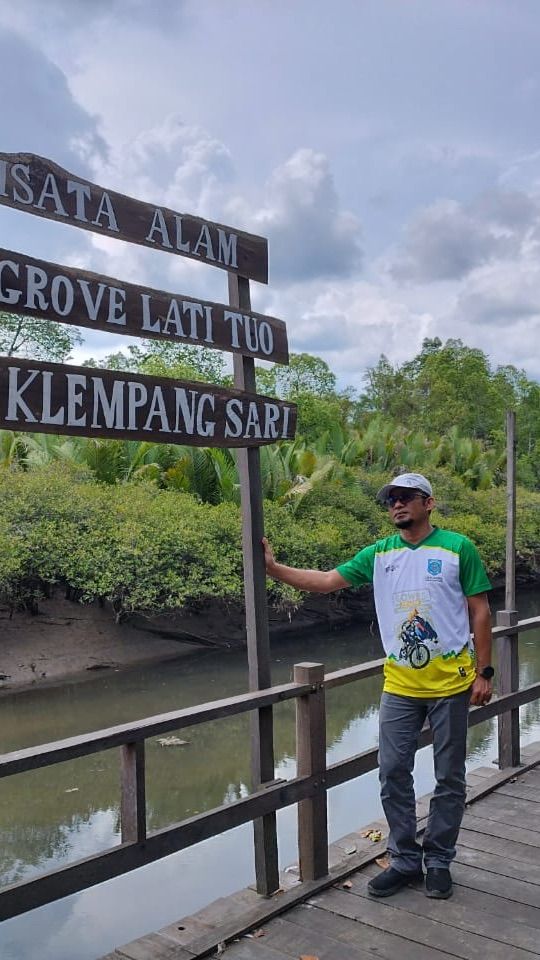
[[0, 573, 532, 694], [0, 587, 378, 693]]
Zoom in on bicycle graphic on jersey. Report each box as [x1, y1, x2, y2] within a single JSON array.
[[398, 609, 438, 669]]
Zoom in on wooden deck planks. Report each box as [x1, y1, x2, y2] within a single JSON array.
[[115, 933, 196, 960], [105, 758, 540, 960], [306, 886, 537, 960], [450, 861, 540, 909], [461, 811, 540, 848], [284, 902, 459, 960], [454, 842, 540, 883], [215, 763, 540, 960], [495, 781, 540, 802], [353, 866, 540, 954], [458, 827, 540, 864], [243, 914, 383, 960], [470, 793, 540, 834]]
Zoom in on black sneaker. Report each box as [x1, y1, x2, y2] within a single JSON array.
[[425, 867, 453, 899], [368, 866, 424, 898]]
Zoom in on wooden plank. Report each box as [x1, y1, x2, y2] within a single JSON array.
[[120, 742, 146, 843], [464, 753, 540, 803], [504, 410, 517, 611], [521, 767, 540, 780], [519, 771, 540, 789], [467, 682, 540, 728], [116, 932, 195, 959], [461, 812, 540, 849], [0, 357, 296, 448], [207, 941, 289, 959], [0, 152, 268, 283], [295, 662, 328, 882], [310, 886, 529, 960], [0, 248, 288, 363], [495, 782, 540, 802], [447, 882, 540, 931], [472, 794, 540, 834], [458, 827, 540, 865], [230, 272, 279, 897], [159, 895, 252, 946], [451, 861, 540, 908], [324, 658, 385, 688], [352, 867, 540, 955], [253, 915, 379, 960], [0, 679, 314, 778], [286, 902, 459, 960], [496, 610, 520, 768], [467, 765, 498, 778], [454, 844, 540, 884]]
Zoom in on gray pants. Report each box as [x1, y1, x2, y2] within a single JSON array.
[[378, 689, 471, 873]]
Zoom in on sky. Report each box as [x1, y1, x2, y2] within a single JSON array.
[[2, 0, 540, 390]]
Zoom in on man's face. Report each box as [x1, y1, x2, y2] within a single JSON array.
[[386, 487, 434, 529]]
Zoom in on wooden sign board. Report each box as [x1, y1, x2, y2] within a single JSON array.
[[0, 357, 296, 448], [0, 153, 268, 284], [0, 248, 288, 364]]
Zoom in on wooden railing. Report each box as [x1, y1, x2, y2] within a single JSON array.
[[0, 614, 539, 921]]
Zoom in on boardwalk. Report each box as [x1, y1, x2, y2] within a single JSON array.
[[105, 746, 540, 960]]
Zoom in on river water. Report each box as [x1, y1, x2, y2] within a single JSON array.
[[0, 587, 539, 960]]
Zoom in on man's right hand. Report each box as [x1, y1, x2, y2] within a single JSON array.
[[261, 537, 350, 594], [262, 537, 277, 576]]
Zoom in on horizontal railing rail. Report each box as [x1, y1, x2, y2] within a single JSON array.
[[0, 678, 316, 778], [0, 613, 538, 921]]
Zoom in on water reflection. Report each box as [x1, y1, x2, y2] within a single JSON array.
[[0, 588, 538, 960]]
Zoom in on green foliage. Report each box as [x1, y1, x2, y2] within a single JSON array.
[[0, 467, 245, 617], [0, 312, 83, 361], [0, 335, 538, 619], [256, 353, 337, 398], [359, 338, 539, 462], [84, 339, 227, 384]]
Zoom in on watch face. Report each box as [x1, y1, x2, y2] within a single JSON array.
[[480, 666, 495, 679]]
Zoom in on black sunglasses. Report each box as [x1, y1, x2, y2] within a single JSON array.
[[384, 489, 428, 508]]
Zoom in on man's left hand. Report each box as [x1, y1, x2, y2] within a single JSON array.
[[470, 676, 493, 706]]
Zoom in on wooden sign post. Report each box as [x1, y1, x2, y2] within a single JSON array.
[[229, 273, 279, 894], [0, 152, 295, 896]]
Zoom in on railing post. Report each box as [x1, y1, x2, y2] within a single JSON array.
[[294, 662, 328, 882], [496, 410, 520, 769], [120, 742, 146, 843], [496, 611, 520, 768]]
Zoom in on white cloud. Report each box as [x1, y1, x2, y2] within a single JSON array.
[[3, 2, 540, 388], [258, 279, 431, 388], [229, 149, 362, 284], [455, 256, 540, 327], [0, 28, 105, 170], [390, 199, 510, 283]]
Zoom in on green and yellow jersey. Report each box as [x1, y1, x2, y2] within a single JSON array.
[[336, 527, 491, 698]]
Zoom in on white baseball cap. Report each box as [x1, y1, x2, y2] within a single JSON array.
[[376, 472, 433, 503]]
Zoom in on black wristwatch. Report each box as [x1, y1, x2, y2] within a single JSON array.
[[479, 665, 495, 680]]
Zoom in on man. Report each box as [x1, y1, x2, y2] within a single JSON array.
[[262, 472, 493, 900]]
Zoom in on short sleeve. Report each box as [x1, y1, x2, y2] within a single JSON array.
[[459, 538, 492, 596], [336, 544, 376, 587]]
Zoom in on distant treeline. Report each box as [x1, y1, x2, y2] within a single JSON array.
[[0, 318, 538, 618]]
